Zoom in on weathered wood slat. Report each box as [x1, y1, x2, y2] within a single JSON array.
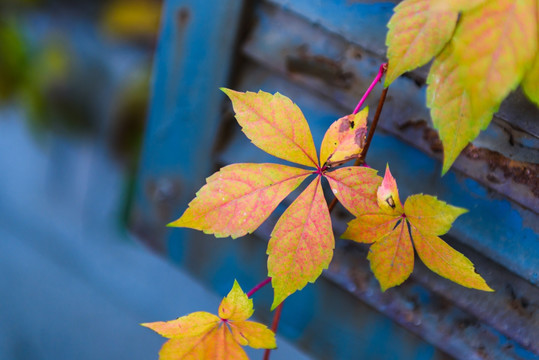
[[132, 0, 245, 251]]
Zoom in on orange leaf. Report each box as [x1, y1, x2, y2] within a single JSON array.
[[324, 166, 382, 216], [377, 165, 403, 214], [410, 227, 493, 291], [158, 326, 248, 360], [368, 220, 414, 291], [319, 108, 368, 167], [169, 163, 310, 238], [142, 280, 276, 360], [385, 0, 458, 86], [267, 176, 334, 309], [221, 88, 319, 167]]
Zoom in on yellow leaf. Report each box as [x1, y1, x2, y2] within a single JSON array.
[[452, 0, 538, 120], [410, 227, 493, 291], [368, 220, 414, 291], [222, 88, 319, 167], [218, 280, 254, 321], [385, 0, 458, 86], [229, 321, 277, 349], [169, 163, 310, 238], [404, 194, 468, 236], [267, 176, 334, 309], [319, 108, 368, 167]]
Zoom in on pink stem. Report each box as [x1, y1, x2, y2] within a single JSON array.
[[352, 63, 388, 115], [246, 277, 271, 298]]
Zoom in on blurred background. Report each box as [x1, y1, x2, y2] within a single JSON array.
[[1, 0, 537, 359]]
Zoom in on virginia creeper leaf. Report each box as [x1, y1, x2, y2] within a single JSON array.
[[343, 165, 492, 292], [218, 279, 254, 321], [142, 280, 276, 360], [522, 38, 539, 106], [385, 0, 458, 86], [267, 176, 334, 310], [451, 0, 537, 122], [368, 219, 414, 291], [324, 166, 382, 216], [404, 194, 468, 236], [427, 42, 493, 174], [430, 0, 487, 12], [319, 108, 368, 166], [410, 227, 493, 291], [342, 213, 400, 244], [376, 164, 403, 214], [221, 88, 319, 167], [169, 163, 310, 238]]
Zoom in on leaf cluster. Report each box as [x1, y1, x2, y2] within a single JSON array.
[[385, 0, 539, 173]]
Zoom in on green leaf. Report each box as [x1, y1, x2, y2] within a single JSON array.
[[427, 42, 493, 174], [385, 0, 458, 86]]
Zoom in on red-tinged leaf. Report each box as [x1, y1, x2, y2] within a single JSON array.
[[319, 108, 368, 167], [267, 176, 334, 310], [404, 194, 467, 236], [221, 88, 319, 167], [324, 166, 382, 216], [342, 213, 400, 244], [368, 219, 414, 291], [430, 0, 487, 12], [377, 165, 403, 214], [229, 321, 277, 349], [141, 312, 220, 339], [142, 280, 276, 360], [218, 280, 253, 321], [410, 226, 493, 291], [451, 0, 537, 121], [169, 163, 310, 238], [427, 43, 493, 174], [385, 0, 458, 86]]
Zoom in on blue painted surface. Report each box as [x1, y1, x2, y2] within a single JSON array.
[[136, 0, 244, 210], [269, 0, 394, 55]]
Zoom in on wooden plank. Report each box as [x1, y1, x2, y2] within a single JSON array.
[[131, 0, 245, 250]]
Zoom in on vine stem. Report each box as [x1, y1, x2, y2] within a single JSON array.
[[263, 302, 284, 360], [264, 63, 389, 359], [247, 277, 271, 298], [352, 63, 388, 115], [328, 64, 389, 213]]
